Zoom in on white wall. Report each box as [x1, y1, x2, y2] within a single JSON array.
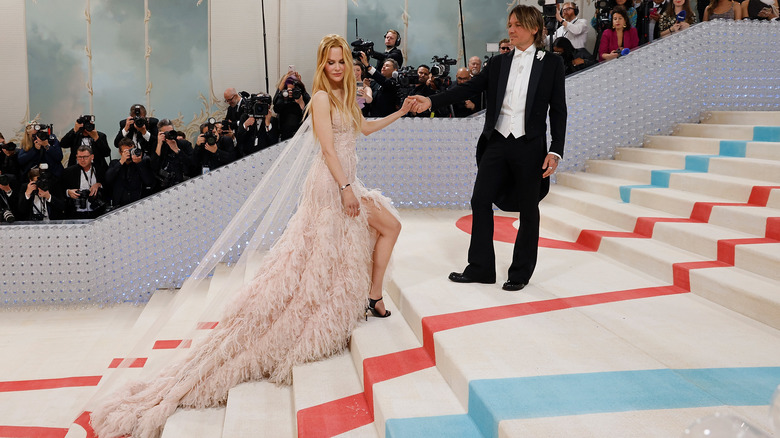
[[0, 0, 29, 143], [210, 0, 347, 97]]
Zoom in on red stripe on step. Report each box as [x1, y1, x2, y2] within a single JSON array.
[[108, 357, 148, 368], [575, 229, 644, 251], [690, 202, 749, 222], [633, 217, 698, 237], [363, 347, 434, 413], [0, 376, 102, 392], [72, 411, 97, 438], [717, 238, 776, 265], [747, 186, 780, 206], [673, 261, 730, 291], [421, 285, 685, 362], [152, 339, 192, 349], [296, 393, 372, 438], [0, 425, 69, 438], [196, 321, 219, 329], [766, 217, 780, 240]]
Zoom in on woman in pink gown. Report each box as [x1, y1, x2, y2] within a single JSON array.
[[90, 34, 415, 438]]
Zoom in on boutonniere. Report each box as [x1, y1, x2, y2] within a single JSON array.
[[536, 51, 545, 61]]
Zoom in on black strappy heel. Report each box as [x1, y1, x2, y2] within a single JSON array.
[[366, 297, 391, 320]]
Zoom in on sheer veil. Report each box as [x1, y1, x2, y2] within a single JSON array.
[[85, 117, 321, 434]]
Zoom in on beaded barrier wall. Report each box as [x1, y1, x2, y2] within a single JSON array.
[[1, 20, 778, 307]]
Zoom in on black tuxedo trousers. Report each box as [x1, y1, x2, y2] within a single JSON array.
[[464, 132, 547, 283]]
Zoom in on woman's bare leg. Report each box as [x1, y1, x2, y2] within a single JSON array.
[[363, 200, 401, 316]]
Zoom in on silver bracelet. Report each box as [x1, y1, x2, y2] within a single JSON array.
[[340, 183, 351, 191]]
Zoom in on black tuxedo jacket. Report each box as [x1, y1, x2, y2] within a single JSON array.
[[430, 48, 566, 159], [371, 47, 404, 69], [430, 47, 566, 209], [226, 100, 245, 131]]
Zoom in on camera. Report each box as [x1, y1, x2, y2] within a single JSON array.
[[430, 55, 457, 78], [220, 120, 233, 135], [164, 129, 179, 141], [240, 91, 272, 118], [131, 105, 147, 129], [350, 38, 375, 60], [594, 0, 612, 29], [34, 164, 52, 193], [394, 65, 419, 87], [1, 142, 16, 152], [130, 144, 143, 157], [34, 124, 53, 142], [281, 87, 302, 100], [77, 115, 95, 132], [76, 189, 91, 210], [0, 208, 14, 223]]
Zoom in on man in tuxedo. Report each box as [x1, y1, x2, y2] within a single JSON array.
[[223, 88, 245, 131], [411, 5, 567, 291], [359, 53, 400, 117], [63, 145, 107, 219]]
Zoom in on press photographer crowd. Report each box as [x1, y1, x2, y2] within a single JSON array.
[[0, 0, 776, 224]]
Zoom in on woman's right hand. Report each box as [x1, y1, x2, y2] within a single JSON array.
[[341, 187, 360, 217]]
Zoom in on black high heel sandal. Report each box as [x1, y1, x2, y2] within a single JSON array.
[[366, 297, 391, 320]]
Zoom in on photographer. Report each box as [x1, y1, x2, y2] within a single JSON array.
[[194, 118, 238, 174], [637, 0, 668, 42], [450, 68, 484, 117], [554, 2, 592, 60], [105, 138, 155, 208], [359, 53, 400, 117], [237, 107, 278, 156], [273, 72, 310, 141], [18, 166, 64, 221], [62, 115, 111, 170], [63, 145, 107, 219], [18, 123, 64, 179], [0, 171, 19, 224], [0, 133, 21, 192], [223, 88, 245, 131], [407, 65, 437, 118], [152, 119, 194, 190], [369, 29, 404, 69], [115, 104, 159, 155], [553, 37, 593, 74]]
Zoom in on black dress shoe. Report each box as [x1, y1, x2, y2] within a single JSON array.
[[502, 280, 527, 291], [448, 272, 496, 284]]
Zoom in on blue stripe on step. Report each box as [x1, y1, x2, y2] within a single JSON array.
[[754, 126, 780, 142], [719, 140, 747, 157], [685, 155, 716, 172], [650, 169, 694, 187], [386, 414, 482, 438], [385, 367, 780, 438], [619, 185, 655, 203]]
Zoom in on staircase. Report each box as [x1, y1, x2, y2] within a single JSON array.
[[69, 111, 780, 438]]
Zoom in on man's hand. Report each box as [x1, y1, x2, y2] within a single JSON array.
[[168, 138, 180, 153], [131, 152, 143, 164], [196, 134, 206, 146], [87, 129, 99, 141], [137, 124, 148, 136], [25, 182, 37, 198], [0, 182, 11, 194], [205, 142, 218, 154], [125, 117, 135, 129], [74, 121, 83, 133], [89, 183, 101, 197], [556, 3, 563, 22], [465, 100, 475, 110], [359, 52, 370, 67], [409, 95, 432, 113], [244, 117, 256, 128], [264, 112, 273, 127], [542, 153, 560, 178], [37, 188, 51, 201], [400, 96, 416, 115], [119, 149, 130, 165], [67, 189, 80, 199]]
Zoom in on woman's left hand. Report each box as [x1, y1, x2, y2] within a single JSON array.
[[341, 187, 360, 217]]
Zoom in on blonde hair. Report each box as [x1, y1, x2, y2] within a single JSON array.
[[307, 34, 362, 137], [21, 125, 34, 152], [508, 5, 545, 49]]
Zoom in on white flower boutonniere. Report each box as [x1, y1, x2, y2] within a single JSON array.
[[536, 51, 545, 61]]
